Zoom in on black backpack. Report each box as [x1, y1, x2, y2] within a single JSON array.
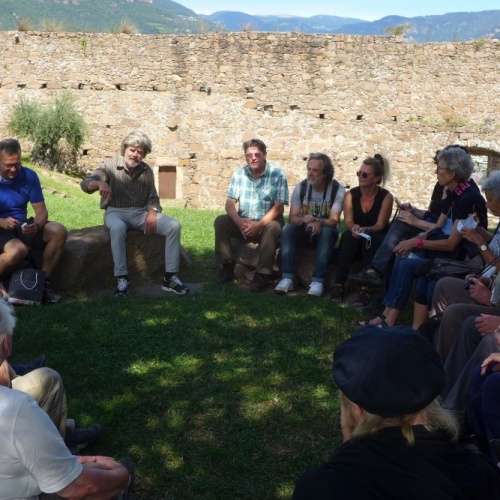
[[298, 178, 340, 218]]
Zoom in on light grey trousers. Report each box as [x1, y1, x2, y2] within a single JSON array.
[[104, 207, 181, 277]]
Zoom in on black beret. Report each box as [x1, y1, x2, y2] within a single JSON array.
[[332, 326, 445, 418]]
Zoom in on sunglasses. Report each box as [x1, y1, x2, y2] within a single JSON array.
[[356, 171, 370, 179]]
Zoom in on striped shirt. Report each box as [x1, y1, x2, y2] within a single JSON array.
[[227, 162, 289, 221], [81, 156, 162, 212]]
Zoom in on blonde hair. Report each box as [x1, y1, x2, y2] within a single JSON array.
[[340, 391, 459, 445]]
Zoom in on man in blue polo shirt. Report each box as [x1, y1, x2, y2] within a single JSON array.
[[0, 138, 67, 303], [214, 139, 289, 292]]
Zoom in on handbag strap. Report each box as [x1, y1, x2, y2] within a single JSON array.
[[19, 270, 38, 291]]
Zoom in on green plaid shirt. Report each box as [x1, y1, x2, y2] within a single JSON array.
[[227, 162, 289, 221]]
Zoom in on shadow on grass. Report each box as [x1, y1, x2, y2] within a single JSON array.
[[12, 253, 359, 499]]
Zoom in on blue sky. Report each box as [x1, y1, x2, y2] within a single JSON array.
[[180, 1, 499, 21]]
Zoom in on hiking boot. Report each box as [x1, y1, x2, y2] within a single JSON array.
[[43, 281, 63, 304], [274, 278, 294, 295], [65, 423, 102, 455], [307, 282, 324, 297], [348, 267, 383, 287], [114, 277, 130, 297], [217, 263, 235, 283], [162, 275, 189, 294], [250, 272, 270, 293]]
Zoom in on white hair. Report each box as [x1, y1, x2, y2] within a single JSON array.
[[0, 301, 16, 363]]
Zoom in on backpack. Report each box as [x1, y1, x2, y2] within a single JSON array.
[[299, 179, 340, 218]]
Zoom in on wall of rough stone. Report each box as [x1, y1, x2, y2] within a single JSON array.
[[0, 31, 498, 210]]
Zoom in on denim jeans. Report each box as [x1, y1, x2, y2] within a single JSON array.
[[371, 218, 421, 275], [383, 256, 427, 312], [470, 364, 500, 460], [280, 223, 339, 284]]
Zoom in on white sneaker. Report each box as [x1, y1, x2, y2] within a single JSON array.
[[274, 278, 294, 295], [308, 282, 324, 297]]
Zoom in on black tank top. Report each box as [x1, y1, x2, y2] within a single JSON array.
[[351, 186, 390, 228]]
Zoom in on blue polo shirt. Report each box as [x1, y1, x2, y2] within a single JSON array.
[[0, 167, 44, 221]]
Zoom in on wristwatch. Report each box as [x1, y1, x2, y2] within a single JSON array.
[[480, 244, 488, 252]]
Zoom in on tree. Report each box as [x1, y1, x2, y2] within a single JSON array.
[[7, 92, 87, 171], [384, 23, 413, 37]]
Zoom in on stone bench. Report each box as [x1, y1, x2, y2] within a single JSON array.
[[48, 226, 190, 294], [230, 239, 363, 292]]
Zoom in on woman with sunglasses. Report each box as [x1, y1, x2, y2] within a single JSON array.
[[330, 154, 393, 304]]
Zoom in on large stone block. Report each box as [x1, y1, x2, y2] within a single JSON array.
[[50, 226, 188, 294]]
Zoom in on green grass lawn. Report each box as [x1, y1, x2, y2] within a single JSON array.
[[12, 165, 360, 499]]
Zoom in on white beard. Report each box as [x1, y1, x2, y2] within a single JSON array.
[[125, 159, 141, 169]]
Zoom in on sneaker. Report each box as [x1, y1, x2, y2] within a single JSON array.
[[114, 277, 130, 297], [43, 281, 63, 304], [274, 278, 294, 295], [162, 275, 189, 294], [348, 267, 383, 287], [65, 423, 102, 455], [308, 282, 324, 297]]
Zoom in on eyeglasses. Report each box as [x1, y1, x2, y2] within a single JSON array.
[[246, 153, 263, 159], [356, 171, 370, 179]]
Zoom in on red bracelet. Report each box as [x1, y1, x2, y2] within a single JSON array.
[[416, 237, 424, 249]]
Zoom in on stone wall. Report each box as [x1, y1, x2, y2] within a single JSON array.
[[0, 31, 499, 210]]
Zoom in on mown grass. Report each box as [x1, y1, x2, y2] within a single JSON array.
[[12, 165, 360, 499]]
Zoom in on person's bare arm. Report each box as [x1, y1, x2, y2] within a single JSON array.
[[242, 202, 284, 238], [56, 456, 129, 500], [288, 203, 304, 226], [24, 201, 49, 236], [394, 220, 462, 256]]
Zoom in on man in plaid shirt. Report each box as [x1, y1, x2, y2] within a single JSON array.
[[214, 139, 289, 292]]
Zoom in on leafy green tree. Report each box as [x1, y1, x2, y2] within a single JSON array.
[[7, 92, 87, 171], [385, 23, 413, 37]]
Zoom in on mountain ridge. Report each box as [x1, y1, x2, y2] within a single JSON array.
[[0, 1, 497, 42]]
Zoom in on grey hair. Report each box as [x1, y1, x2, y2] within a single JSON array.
[[120, 130, 152, 157], [0, 301, 16, 364], [437, 147, 473, 181], [307, 153, 334, 184], [482, 171, 500, 200]]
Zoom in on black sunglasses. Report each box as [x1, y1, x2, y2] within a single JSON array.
[[356, 171, 369, 179]]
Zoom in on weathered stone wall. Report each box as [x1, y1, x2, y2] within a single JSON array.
[[0, 31, 498, 210]]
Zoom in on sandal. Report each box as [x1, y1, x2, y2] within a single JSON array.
[[353, 287, 371, 308], [330, 285, 344, 303], [359, 313, 387, 327]]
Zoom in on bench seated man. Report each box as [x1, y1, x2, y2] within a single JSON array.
[[81, 130, 188, 297], [274, 152, 345, 298], [0, 138, 67, 304], [214, 138, 289, 292]]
